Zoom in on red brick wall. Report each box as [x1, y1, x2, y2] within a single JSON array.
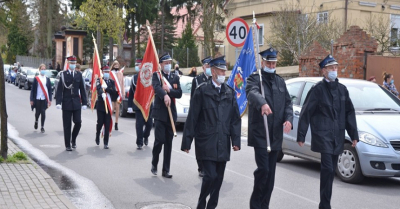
[[299, 26, 378, 79]]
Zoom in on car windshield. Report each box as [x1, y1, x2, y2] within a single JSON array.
[[346, 83, 400, 111], [27, 69, 37, 75], [43, 70, 57, 78], [180, 76, 192, 94]]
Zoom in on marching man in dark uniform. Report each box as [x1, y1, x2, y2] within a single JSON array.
[[56, 55, 88, 151], [151, 53, 182, 178], [245, 48, 293, 209], [182, 56, 241, 209], [190, 56, 212, 177], [127, 61, 153, 150], [95, 66, 117, 149], [297, 55, 358, 209]]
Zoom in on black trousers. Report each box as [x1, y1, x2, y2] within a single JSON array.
[[62, 109, 82, 148], [197, 160, 226, 209], [96, 110, 111, 145], [250, 148, 278, 209], [135, 110, 152, 146], [319, 153, 339, 209], [35, 100, 47, 127], [152, 120, 173, 173]]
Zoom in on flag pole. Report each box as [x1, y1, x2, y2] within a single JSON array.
[[92, 34, 108, 114], [253, 11, 271, 153], [146, 21, 177, 137]]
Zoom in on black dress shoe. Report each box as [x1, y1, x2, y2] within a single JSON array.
[[72, 144, 76, 149], [151, 165, 157, 175], [137, 145, 143, 150], [198, 171, 204, 177], [115, 123, 118, 130], [34, 121, 38, 130], [66, 147, 72, 151], [162, 171, 173, 178], [41, 128, 45, 133], [144, 138, 148, 146], [95, 137, 99, 145], [104, 145, 109, 149]]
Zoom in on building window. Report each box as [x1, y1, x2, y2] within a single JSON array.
[[317, 12, 328, 24], [391, 14, 400, 47], [258, 24, 264, 46]]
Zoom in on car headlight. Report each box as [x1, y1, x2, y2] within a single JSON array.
[[358, 131, 388, 148]]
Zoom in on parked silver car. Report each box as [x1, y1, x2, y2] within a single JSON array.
[[176, 75, 192, 123], [281, 77, 400, 183]]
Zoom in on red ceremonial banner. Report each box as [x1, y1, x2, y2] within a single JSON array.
[[133, 36, 158, 122], [91, 51, 101, 110]]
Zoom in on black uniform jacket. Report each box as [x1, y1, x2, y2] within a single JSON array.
[[96, 78, 117, 112], [181, 80, 242, 162], [190, 73, 211, 97], [56, 70, 87, 111], [245, 71, 293, 150], [297, 78, 359, 155], [151, 71, 182, 123], [128, 74, 139, 111], [30, 76, 52, 110]]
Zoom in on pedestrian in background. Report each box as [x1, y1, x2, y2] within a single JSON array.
[[109, 60, 124, 130], [30, 64, 52, 133], [56, 62, 61, 72], [174, 64, 183, 76], [382, 72, 399, 98], [189, 56, 212, 177], [182, 55, 241, 209], [367, 76, 376, 83], [95, 66, 117, 149], [151, 53, 182, 178], [297, 55, 359, 209], [55, 56, 88, 151], [75, 64, 81, 72], [188, 67, 197, 77], [128, 60, 153, 150], [245, 48, 293, 209]]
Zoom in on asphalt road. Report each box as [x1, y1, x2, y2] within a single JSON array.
[[5, 82, 400, 209]]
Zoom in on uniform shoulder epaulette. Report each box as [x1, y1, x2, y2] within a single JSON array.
[[196, 82, 207, 89]]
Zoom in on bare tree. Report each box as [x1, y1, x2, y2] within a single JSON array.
[[269, 1, 344, 65], [363, 14, 393, 55]]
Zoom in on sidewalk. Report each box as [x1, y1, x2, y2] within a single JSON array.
[[241, 112, 248, 138], [0, 139, 76, 209]]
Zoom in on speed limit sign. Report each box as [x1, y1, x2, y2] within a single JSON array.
[[226, 18, 250, 47]]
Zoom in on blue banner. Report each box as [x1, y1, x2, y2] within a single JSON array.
[[227, 27, 257, 116]]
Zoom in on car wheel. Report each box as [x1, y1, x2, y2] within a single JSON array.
[[24, 81, 29, 90], [18, 80, 22, 89], [276, 150, 284, 162], [336, 143, 364, 184], [119, 103, 127, 117]]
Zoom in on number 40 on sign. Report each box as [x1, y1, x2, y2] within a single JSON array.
[[226, 18, 250, 47]]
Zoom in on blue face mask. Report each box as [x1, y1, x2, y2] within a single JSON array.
[[205, 68, 212, 76], [163, 64, 171, 73], [69, 64, 76, 70], [40, 70, 45, 76], [103, 73, 110, 80], [135, 66, 140, 72], [327, 71, 338, 81], [390, 79, 394, 84], [263, 66, 276, 73]]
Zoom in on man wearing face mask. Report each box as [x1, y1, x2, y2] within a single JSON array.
[[109, 60, 124, 130], [95, 66, 117, 149], [30, 63, 52, 133], [174, 64, 183, 76], [56, 56, 88, 151], [182, 55, 241, 209], [189, 56, 212, 177], [297, 55, 358, 209], [151, 53, 182, 178], [128, 60, 153, 149], [245, 48, 293, 209]]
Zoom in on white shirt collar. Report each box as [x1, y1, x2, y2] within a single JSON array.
[[212, 79, 221, 88]]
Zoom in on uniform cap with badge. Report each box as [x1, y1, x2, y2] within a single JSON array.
[[259, 47, 278, 62], [159, 53, 172, 63], [67, 56, 77, 63], [209, 56, 227, 71], [201, 56, 212, 65], [319, 54, 338, 69]]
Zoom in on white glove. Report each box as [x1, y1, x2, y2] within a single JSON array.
[[56, 104, 61, 109], [82, 105, 87, 110], [127, 107, 133, 113], [102, 93, 106, 100], [101, 82, 107, 89]]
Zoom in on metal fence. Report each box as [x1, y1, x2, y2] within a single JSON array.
[[16, 55, 52, 68]]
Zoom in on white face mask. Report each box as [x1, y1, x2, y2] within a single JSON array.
[[163, 64, 171, 73], [216, 75, 225, 84], [205, 68, 212, 77], [327, 71, 337, 81], [263, 66, 275, 73]]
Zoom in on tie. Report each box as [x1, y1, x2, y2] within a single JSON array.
[[216, 86, 221, 93]]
